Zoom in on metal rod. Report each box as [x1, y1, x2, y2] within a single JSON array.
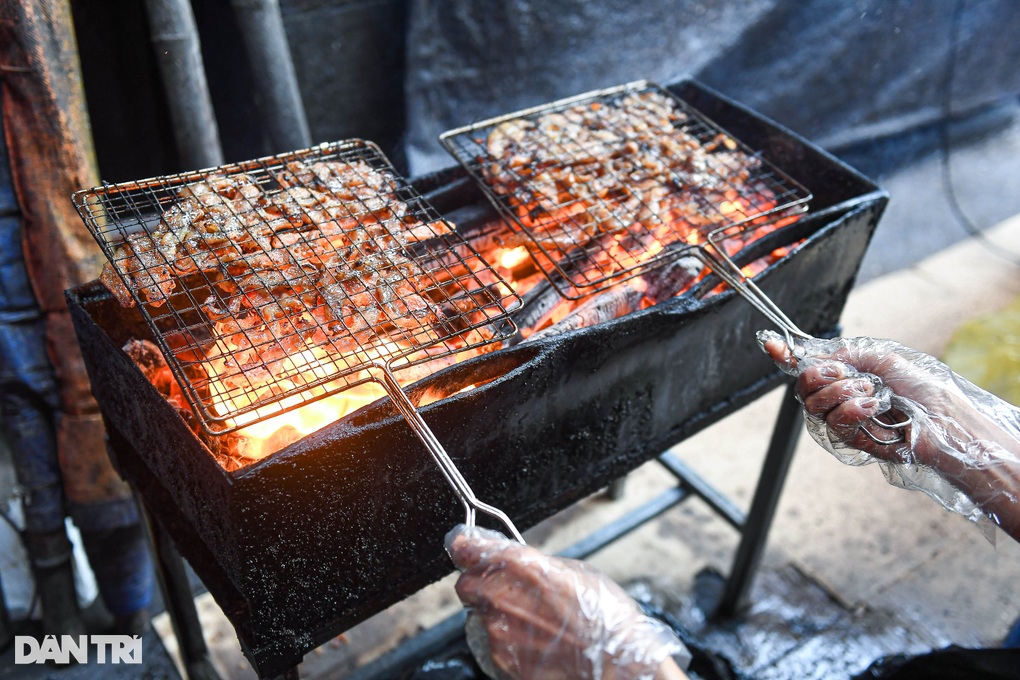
[[558, 487, 690, 561], [143, 0, 224, 169], [343, 611, 468, 680], [658, 451, 745, 531], [700, 246, 809, 345], [345, 486, 694, 680], [0, 570, 10, 651], [714, 381, 803, 619], [138, 498, 222, 680], [229, 0, 311, 152], [372, 363, 525, 543], [703, 248, 911, 443], [606, 476, 628, 500]]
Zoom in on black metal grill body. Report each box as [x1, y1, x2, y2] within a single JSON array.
[[67, 81, 887, 677]]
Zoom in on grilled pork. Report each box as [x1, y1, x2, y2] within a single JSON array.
[[481, 90, 764, 256]]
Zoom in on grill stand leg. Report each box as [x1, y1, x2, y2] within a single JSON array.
[[138, 497, 223, 680], [713, 380, 802, 619], [606, 476, 628, 500]]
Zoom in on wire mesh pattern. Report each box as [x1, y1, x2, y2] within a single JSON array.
[[440, 81, 812, 298], [73, 140, 521, 434]]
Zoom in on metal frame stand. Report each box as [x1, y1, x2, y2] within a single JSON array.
[[138, 499, 222, 680], [143, 379, 803, 680]]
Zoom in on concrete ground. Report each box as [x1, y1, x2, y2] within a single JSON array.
[[141, 211, 1020, 679]]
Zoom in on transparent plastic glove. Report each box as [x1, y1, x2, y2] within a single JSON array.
[[446, 525, 690, 680], [759, 331, 1020, 541]]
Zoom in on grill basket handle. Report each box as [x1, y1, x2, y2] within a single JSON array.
[[373, 362, 526, 543]]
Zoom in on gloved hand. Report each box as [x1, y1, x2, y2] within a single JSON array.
[[759, 331, 1020, 541], [446, 525, 689, 680]]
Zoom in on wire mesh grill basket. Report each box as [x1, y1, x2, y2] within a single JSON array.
[[73, 140, 521, 434], [440, 80, 812, 298]]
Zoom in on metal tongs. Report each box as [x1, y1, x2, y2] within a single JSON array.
[[700, 230, 912, 445], [372, 361, 526, 542]]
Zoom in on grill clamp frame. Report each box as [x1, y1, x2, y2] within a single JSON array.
[[73, 138, 526, 540], [72, 139, 523, 435], [440, 80, 812, 299]]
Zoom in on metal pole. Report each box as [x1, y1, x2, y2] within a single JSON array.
[[138, 498, 221, 680], [0, 569, 12, 651], [714, 380, 803, 618], [230, 0, 311, 152], [143, 0, 224, 169]]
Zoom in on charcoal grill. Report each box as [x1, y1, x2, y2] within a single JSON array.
[[67, 80, 888, 678]]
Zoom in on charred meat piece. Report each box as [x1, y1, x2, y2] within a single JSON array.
[[104, 232, 177, 307]]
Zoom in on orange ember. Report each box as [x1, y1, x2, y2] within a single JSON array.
[[230, 383, 387, 461], [205, 207, 803, 465], [499, 246, 530, 269]]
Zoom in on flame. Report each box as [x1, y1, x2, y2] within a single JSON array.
[[491, 246, 546, 295], [233, 383, 387, 460], [202, 342, 396, 462], [719, 200, 743, 216], [500, 246, 530, 269], [643, 240, 665, 259]]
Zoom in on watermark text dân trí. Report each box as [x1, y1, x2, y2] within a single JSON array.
[[15, 635, 142, 664]]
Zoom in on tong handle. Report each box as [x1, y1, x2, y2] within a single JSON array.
[[698, 244, 912, 444], [372, 363, 526, 543], [699, 242, 810, 347], [862, 409, 912, 445]]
